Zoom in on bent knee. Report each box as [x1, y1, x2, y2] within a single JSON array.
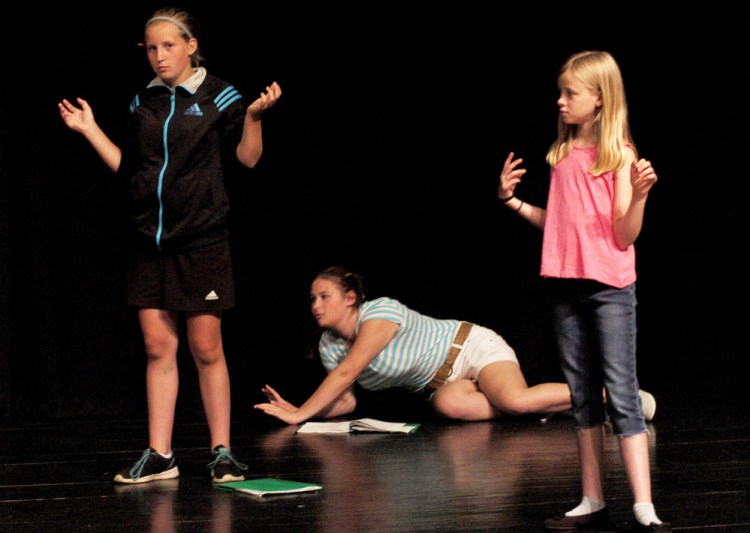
[[431, 393, 472, 420], [339, 393, 357, 414]]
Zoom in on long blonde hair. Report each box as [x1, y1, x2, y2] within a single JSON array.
[[546, 51, 636, 176]]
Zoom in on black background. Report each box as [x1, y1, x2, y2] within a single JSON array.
[[1, 3, 747, 420]]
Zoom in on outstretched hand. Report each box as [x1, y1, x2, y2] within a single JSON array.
[[630, 158, 658, 199], [498, 152, 526, 199], [254, 384, 301, 425], [246, 81, 282, 120], [58, 97, 96, 134]]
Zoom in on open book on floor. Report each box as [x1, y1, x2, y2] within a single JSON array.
[[216, 478, 322, 497], [296, 418, 420, 434]]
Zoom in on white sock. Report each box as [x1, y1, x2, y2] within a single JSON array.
[[633, 502, 662, 526], [566, 496, 605, 517], [157, 450, 173, 459]]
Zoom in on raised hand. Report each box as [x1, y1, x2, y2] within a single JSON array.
[[498, 152, 526, 200], [630, 158, 658, 199], [58, 97, 96, 134], [246, 81, 282, 120]]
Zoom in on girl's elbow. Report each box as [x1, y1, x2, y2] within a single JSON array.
[[107, 157, 122, 173], [335, 367, 360, 386], [615, 239, 631, 250], [613, 220, 639, 249], [614, 232, 636, 250], [237, 147, 262, 168], [238, 153, 260, 168]]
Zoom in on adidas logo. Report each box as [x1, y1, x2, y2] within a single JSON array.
[[184, 103, 203, 116], [204, 290, 219, 301]]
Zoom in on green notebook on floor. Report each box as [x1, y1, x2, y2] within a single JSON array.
[[216, 478, 322, 496]]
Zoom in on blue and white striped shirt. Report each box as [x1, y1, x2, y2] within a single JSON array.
[[319, 297, 460, 392]]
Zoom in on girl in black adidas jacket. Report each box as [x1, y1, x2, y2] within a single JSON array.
[[58, 7, 281, 485]]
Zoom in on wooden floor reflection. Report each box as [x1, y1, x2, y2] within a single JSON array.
[[1, 392, 748, 532]]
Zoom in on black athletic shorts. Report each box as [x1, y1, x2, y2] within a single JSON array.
[[126, 239, 235, 312]]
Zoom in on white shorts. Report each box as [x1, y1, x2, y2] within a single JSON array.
[[444, 325, 519, 384]]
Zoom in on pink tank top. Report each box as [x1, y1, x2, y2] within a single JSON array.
[[540, 145, 636, 289]]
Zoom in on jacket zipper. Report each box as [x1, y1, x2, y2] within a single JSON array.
[[155, 92, 177, 250]]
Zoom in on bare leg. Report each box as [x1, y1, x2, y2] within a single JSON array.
[[140, 308, 180, 456], [186, 312, 231, 450], [431, 379, 497, 420], [620, 432, 652, 503], [578, 425, 606, 501], [430, 361, 572, 421]]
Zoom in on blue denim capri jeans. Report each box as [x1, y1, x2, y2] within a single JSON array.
[[547, 279, 647, 437]]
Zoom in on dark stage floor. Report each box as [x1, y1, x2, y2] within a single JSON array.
[[1, 391, 748, 532]]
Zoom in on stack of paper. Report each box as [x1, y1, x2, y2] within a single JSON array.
[[296, 418, 420, 434]]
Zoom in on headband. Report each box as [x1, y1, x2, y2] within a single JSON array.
[[146, 16, 193, 40]]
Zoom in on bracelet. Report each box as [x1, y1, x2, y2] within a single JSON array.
[[499, 193, 514, 203], [514, 200, 524, 213]]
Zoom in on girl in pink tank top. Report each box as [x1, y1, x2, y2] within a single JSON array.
[[497, 51, 669, 531]]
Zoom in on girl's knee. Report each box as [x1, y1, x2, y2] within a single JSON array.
[[192, 350, 223, 367], [143, 334, 178, 360], [432, 393, 475, 420], [431, 393, 458, 419], [189, 339, 224, 366]]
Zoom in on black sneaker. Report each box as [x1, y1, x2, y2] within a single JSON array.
[[632, 520, 672, 532], [114, 448, 180, 484], [208, 445, 248, 483], [544, 507, 611, 530]]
